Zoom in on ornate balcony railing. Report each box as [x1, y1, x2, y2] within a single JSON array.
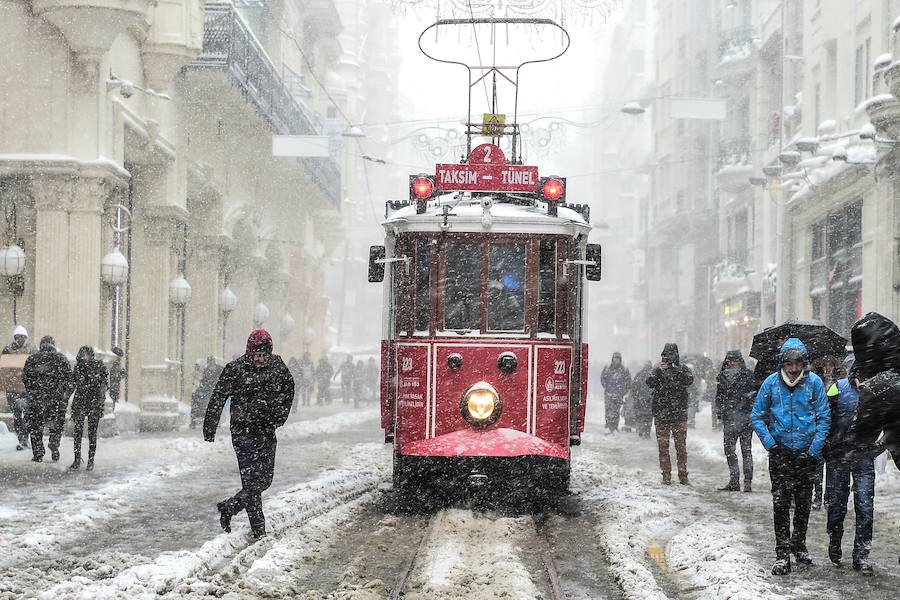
[[717, 136, 753, 170], [718, 26, 755, 63], [187, 2, 340, 208]]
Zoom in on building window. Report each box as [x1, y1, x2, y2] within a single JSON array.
[[809, 200, 863, 336]]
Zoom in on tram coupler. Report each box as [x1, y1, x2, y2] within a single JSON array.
[[468, 473, 489, 487]]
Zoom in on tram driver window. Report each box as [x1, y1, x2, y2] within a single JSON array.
[[414, 239, 431, 333], [488, 243, 526, 332], [538, 239, 556, 334], [444, 241, 481, 330]]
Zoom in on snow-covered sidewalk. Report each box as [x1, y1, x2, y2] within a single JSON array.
[[0, 408, 380, 571]]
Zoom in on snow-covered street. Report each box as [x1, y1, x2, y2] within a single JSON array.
[[3, 402, 900, 599]]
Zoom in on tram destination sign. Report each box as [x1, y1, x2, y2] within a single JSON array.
[[435, 163, 540, 193]]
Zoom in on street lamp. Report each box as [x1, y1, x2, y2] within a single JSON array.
[[254, 302, 270, 326], [282, 312, 295, 336], [100, 247, 129, 286], [168, 275, 192, 305], [0, 244, 25, 277], [621, 102, 646, 115]]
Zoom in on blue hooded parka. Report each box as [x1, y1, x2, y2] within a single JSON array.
[[750, 338, 831, 458]]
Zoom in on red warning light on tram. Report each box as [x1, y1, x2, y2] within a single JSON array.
[[410, 175, 435, 201], [540, 177, 566, 202]]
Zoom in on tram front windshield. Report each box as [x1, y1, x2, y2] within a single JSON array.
[[442, 240, 526, 333]]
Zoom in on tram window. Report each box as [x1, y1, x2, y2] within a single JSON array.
[[444, 241, 481, 330], [414, 239, 432, 333], [538, 240, 556, 334], [488, 243, 526, 332]]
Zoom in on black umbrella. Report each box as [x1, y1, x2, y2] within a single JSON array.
[[750, 319, 848, 381], [682, 354, 715, 377]]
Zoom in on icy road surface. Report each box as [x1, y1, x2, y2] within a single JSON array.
[[2, 402, 900, 599]]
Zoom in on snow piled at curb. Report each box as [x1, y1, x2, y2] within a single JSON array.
[[668, 521, 778, 600], [40, 443, 390, 599], [574, 451, 670, 600]]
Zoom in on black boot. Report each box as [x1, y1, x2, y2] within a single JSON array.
[[772, 557, 791, 575], [217, 501, 232, 533], [828, 535, 842, 566], [51, 450, 60, 462], [70, 456, 81, 470], [793, 550, 814, 565], [86, 458, 94, 471], [853, 558, 874, 575], [718, 481, 740, 491], [31, 455, 43, 463]]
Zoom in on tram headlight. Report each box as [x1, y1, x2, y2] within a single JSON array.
[[460, 381, 502, 427]]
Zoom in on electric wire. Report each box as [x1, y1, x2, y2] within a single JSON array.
[[466, 0, 494, 111]]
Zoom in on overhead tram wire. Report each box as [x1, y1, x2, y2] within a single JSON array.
[[466, 0, 493, 112]]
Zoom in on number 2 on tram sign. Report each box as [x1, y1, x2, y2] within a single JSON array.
[[435, 143, 539, 193]]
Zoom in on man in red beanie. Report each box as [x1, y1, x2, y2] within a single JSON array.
[[204, 328, 295, 539]]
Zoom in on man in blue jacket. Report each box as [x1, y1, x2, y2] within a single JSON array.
[[751, 338, 831, 575]]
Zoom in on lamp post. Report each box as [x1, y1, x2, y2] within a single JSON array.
[[1, 188, 26, 323], [219, 286, 237, 358], [169, 274, 191, 403], [254, 302, 270, 327]]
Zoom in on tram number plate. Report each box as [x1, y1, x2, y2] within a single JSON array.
[[435, 163, 539, 192]]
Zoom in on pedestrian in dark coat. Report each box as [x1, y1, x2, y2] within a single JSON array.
[[335, 354, 355, 404], [190, 357, 221, 429], [204, 329, 295, 539], [3, 325, 36, 451], [824, 375, 881, 574], [630, 361, 654, 438], [108, 346, 125, 409], [751, 338, 830, 575], [315, 356, 334, 405], [298, 352, 314, 406], [70, 346, 108, 470], [21, 336, 72, 463], [600, 352, 631, 433], [715, 350, 755, 492], [646, 343, 694, 485]]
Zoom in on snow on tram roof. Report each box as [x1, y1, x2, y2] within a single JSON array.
[[383, 196, 590, 235]]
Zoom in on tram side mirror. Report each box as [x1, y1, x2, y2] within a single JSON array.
[[586, 244, 602, 281], [368, 245, 386, 282]]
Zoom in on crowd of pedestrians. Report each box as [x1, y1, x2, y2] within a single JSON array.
[[2, 328, 118, 470], [600, 310, 900, 577]]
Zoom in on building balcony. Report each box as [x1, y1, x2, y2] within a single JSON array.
[[716, 136, 753, 193], [714, 27, 755, 80], [185, 1, 340, 209]]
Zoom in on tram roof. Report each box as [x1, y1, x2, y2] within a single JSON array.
[[383, 195, 591, 236]]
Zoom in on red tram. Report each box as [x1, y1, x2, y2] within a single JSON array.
[[367, 18, 601, 495]]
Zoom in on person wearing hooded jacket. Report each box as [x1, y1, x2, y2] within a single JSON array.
[[751, 338, 830, 575], [601, 352, 631, 433], [21, 336, 72, 463], [715, 350, 755, 492], [823, 372, 881, 574], [3, 325, 36, 450], [647, 343, 694, 485], [204, 329, 295, 539], [849, 312, 900, 471], [70, 346, 108, 470], [630, 361, 654, 438]]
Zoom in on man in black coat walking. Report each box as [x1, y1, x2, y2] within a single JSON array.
[[22, 336, 72, 463], [204, 329, 295, 539], [647, 343, 694, 485], [715, 350, 756, 491]]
